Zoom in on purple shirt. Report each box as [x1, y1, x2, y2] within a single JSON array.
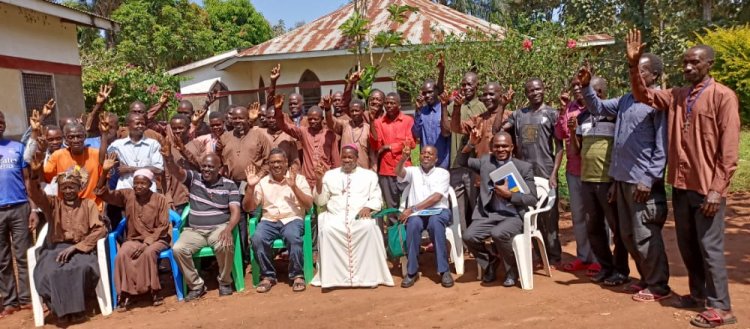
[[555, 101, 585, 176]]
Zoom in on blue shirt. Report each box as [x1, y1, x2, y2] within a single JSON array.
[[84, 136, 101, 149], [0, 139, 29, 206], [582, 85, 667, 186], [412, 102, 451, 169]]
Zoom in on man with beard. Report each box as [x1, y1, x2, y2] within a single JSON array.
[[459, 132, 538, 287], [167, 152, 242, 301], [626, 30, 739, 327], [502, 78, 564, 268], [244, 149, 312, 293], [311, 145, 392, 288]]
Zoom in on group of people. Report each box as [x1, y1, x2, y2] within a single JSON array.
[[0, 29, 738, 328]]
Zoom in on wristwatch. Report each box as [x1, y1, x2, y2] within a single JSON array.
[[411, 206, 418, 213]]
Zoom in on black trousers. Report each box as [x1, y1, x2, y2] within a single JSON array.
[[581, 182, 629, 277], [0, 202, 31, 308], [672, 188, 731, 310]]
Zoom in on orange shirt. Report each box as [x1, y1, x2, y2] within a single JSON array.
[[44, 148, 103, 211]]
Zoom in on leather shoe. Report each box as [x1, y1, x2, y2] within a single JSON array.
[[441, 272, 454, 288], [591, 270, 612, 284], [401, 274, 419, 288], [185, 285, 207, 301], [481, 264, 497, 283], [219, 284, 233, 297]]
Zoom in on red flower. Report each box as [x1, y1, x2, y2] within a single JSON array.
[[174, 92, 183, 100], [522, 39, 533, 51], [567, 39, 577, 49], [146, 84, 158, 94]]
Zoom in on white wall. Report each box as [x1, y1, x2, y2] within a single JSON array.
[[0, 68, 27, 136], [0, 3, 81, 65]]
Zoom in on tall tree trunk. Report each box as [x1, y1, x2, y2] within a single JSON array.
[[702, 0, 712, 23]]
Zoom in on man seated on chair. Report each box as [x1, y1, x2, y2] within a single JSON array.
[[27, 166, 106, 325], [395, 144, 454, 288], [164, 144, 241, 301], [95, 154, 171, 311], [243, 148, 312, 293], [311, 144, 393, 289], [458, 131, 537, 287]]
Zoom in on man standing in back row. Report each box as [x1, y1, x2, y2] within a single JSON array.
[[626, 29, 739, 328]]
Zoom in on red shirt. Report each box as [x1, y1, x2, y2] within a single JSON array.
[[371, 112, 415, 176]]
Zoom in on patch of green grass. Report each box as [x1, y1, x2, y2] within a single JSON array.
[[731, 130, 750, 192]]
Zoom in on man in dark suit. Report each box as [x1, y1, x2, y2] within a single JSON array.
[[458, 131, 538, 287]]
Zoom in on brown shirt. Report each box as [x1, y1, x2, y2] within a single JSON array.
[[97, 189, 171, 245], [262, 128, 300, 168], [451, 108, 510, 157], [280, 124, 339, 187], [219, 128, 272, 182], [47, 198, 106, 252], [163, 139, 202, 207], [630, 68, 740, 196], [330, 117, 372, 169]]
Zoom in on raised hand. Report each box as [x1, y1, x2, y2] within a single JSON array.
[[96, 84, 113, 104], [453, 91, 465, 108], [41, 98, 56, 119], [171, 131, 185, 153], [270, 63, 281, 82], [499, 85, 514, 107], [401, 141, 412, 158], [273, 94, 285, 111], [245, 165, 261, 187], [29, 109, 43, 134], [415, 95, 425, 109], [159, 91, 171, 105], [469, 120, 484, 145], [285, 166, 298, 188], [436, 53, 445, 70], [577, 60, 592, 87], [248, 102, 261, 121], [313, 161, 328, 180], [438, 90, 452, 106], [192, 107, 207, 124], [102, 152, 118, 172], [348, 68, 364, 84], [205, 89, 220, 106], [626, 28, 644, 65], [559, 92, 571, 111], [161, 135, 172, 158], [215, 137, 224, 155], [319, 91, 333, 109], [98, 112, 111, 137]]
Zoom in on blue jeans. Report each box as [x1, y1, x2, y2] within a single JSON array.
[[405, 209, 451, 276], [251, 219, 304, 281]]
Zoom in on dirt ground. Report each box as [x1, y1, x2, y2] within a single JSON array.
[[4, 193, 750, 329]]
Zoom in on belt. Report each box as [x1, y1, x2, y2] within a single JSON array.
[[0, 202, 26, 210]]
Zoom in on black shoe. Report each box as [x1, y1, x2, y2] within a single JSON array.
[[441, 272, 454, 288], [219, 284, 234, 297], [481, 264, 497, 283], [602, 272, 630, 287], [591, 270, 612, 284], [185, 285, 207, 301], [401, 274, 419, 288]]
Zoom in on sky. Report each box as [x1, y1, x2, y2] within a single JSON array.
[[191, 0, 349, 27]]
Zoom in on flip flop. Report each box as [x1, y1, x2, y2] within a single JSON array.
[[690, 309, 737, 328], [561, 259, 589, 272], [631, 288, 672, 302], [292, 278, 306, 292], [623, 281, 647, 293], [256, 278, 276, 293], [586, 263, 601, 277]]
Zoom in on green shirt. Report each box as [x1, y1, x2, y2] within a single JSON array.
[[576, 112, 616, 183], [450, 98, 486, 168]]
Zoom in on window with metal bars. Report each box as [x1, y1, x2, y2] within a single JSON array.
[[22, 73, 57, 125]]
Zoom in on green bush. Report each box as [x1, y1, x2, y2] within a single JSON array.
[[694, 25, 750, 125]]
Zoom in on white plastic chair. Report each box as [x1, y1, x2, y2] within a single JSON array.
[[398, 187, 464, 277], [476, 177, 556, 290], [27, 224, 113, 327]]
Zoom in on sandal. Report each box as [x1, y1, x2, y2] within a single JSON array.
[[116, 296, 131, 313], [631, 288, 672, 302], [623, 281, 647, 293], [586, 263, 601, 277], [561, 259, 589, 272], [674, 295, 705, 309], [152, 293, 164, 307], [292, 277, 306, 292], [690, 309, 737, 328], [602, 273, 630, 287], [256, 278, 276, 293]]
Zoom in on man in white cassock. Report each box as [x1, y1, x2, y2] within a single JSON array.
[[311, 144, 394, 288]]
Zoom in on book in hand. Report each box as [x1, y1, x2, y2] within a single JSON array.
[[406, 208, 443, 217], [489, 161, 529, 194]]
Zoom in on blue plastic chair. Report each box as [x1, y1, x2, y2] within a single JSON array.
[[107, 210, 184, 308]]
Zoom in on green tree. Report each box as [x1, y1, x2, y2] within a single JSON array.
[[112, 0, 215, 71], [204, 0, 273, 52]]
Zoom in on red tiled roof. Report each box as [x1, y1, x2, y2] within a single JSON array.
[[237, 0, 505, 58]]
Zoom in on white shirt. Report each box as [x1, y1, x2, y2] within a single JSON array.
[[108, 136, 163, 191], [398, 166, 450, 210]]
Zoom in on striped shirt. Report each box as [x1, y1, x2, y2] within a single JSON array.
[[184, 170, 240, 228]]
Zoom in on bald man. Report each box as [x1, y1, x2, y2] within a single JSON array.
[[458, 132, 537, 287]]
